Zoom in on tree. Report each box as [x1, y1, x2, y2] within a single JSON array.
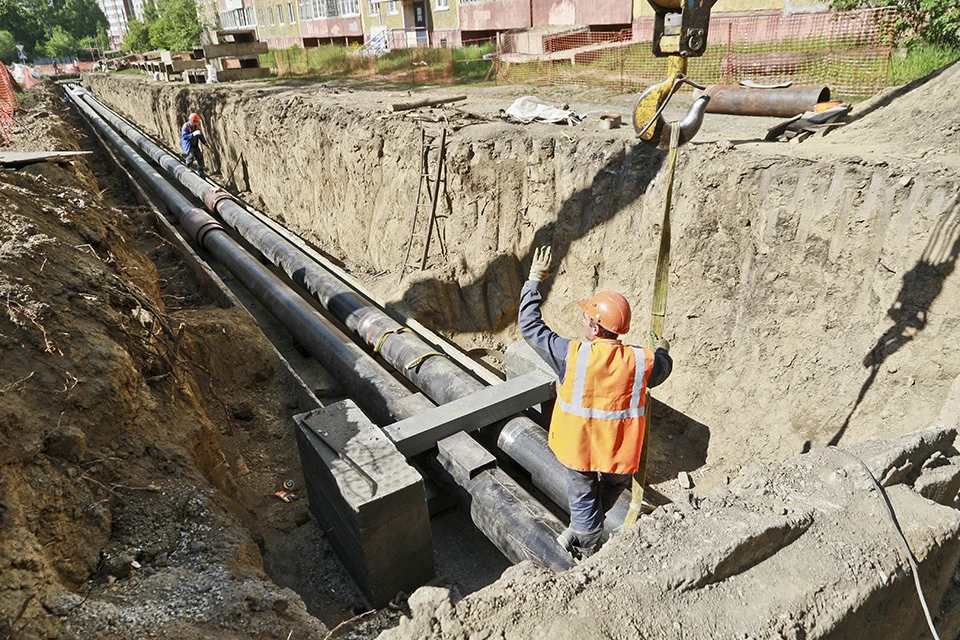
[[123, 18, 151, 52], [149, 0, 203, 51], [60, 0, 109, 41], [0, 0, 46, 57], [44, 25, 80, 57], [832, 0, 960, 48], [0, 29, 16, 63]]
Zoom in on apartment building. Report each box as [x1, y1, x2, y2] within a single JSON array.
[[242, 0, 817, 51]]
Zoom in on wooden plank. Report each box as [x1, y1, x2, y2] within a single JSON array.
[[384, 371, 556, 456], [0, 151, 91, 167]]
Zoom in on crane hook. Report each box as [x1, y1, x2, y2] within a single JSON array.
[[632, 59, 711, 150]]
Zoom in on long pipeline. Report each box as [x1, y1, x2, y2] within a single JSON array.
[[73, 87, 632, 523], [65, 85, 574, 572]]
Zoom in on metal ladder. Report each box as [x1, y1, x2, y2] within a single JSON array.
[[398, 126, 447, 284]]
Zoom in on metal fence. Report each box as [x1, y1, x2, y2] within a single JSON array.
[[266, 7, 896, 98], [495, 7, 898, 98]]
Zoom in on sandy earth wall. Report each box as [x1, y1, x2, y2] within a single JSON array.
[[81, 74, 960, 487]]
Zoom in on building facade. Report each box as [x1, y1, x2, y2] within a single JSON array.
[[222, 0, 828, 50]]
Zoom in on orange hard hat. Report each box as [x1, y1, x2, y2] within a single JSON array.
[[578, 291, 631, 335], [188, 112, 201, 123]]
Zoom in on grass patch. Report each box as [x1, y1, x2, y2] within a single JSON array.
[[888, 43, 960, 84]]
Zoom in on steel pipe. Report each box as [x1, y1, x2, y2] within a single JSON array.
[[699, 84, 830, 118], [74, 87, 631, 533], [66, 85, 573, 570]]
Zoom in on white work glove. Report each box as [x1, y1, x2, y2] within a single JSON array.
[[192, 130, 202, 137], [528, 246, 553, 282], [654, 337, 670, 353]]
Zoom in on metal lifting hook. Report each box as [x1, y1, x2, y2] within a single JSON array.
[[632, 58, 711, 150]]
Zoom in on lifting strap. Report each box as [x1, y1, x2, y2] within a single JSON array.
[[623, 120, 680, 530]]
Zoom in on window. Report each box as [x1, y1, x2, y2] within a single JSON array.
[[435, 0, 448, 9], [311, 0, 328, 18], [258, 8, 264, 24], [298, 0, 313, 20], [278, 4, 284, 23], [366, 0, 377, 15], [386, 0, 398, 14], [338, 0, 359, 15], [288, 3, 295, 22], [268, 6, 274, 25]]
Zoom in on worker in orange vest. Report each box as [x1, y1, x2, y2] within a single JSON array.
[[519, 246, 672, 559]]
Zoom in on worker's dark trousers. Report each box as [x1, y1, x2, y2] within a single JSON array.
[[565, 468, 632, 546], [185, 146, 204, 172]]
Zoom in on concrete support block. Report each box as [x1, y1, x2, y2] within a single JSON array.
[[505, 340, 559, 381], [295, 400, 434, 608], [505, 340, 557, 422], [203, 41, 269, 59], [216, 67, 273, 82]]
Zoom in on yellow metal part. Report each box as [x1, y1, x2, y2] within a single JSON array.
[[632, 56, 688, 148]]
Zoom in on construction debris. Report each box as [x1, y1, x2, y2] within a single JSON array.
[[765, 103, 852, 142], [392, 95, 467, 112]]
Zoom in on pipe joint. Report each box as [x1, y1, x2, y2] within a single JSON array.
[[181, 208, 223, 249], [203, 189, 241, 214]]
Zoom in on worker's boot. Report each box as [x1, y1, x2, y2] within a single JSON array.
[[557, 527, 600, 561]]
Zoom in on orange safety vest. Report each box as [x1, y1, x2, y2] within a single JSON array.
[[549, 339, 654, 474]]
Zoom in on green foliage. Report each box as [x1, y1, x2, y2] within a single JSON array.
[[123, 18, 152, 52], [831, 0, 960, 47], [0, 0, 46, 57], [60, 0, 109, 41], [148, 0, 203, 51], [888, 42, 960, 83], [44, 25, 80, 57], [0, 29, 16, 63]]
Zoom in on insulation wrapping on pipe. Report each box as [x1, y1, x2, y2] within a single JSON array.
[[73, 87, 629, 532], [68, 85, 576, 570]]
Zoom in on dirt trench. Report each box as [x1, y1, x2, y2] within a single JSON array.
[[83, 68, 960, 496], [0, 83, 348, 639]]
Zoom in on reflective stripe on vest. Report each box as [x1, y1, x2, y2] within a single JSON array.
[[557, 341, 647, 420]]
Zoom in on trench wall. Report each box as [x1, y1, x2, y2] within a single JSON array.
[[82, 74, 960, 474]]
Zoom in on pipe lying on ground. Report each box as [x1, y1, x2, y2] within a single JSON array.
[[71, 87, 629, 531], [65, 85, 573, 572], [698, 85, 830, 118]]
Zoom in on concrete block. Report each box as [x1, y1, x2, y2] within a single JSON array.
[[295, 400, 434, 607], [203, 41, 268, 59], [171, 59, 206, 71], [383, 371, 555, 456], [505, 340, 559, 381], [913, 462, 960, 505], [437, 431, 497, 485], [215, 67, 273, 82]]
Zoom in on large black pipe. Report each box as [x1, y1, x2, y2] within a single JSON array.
[[72, 87, 629, 528], [65, 85, 573, 571]]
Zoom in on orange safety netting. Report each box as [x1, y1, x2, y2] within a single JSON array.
[[19, 66, 38, 90], [0, 66, 19, 146], [494, 7, 898, 99]]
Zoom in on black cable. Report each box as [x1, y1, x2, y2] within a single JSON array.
[[829, 446, 941, 640]]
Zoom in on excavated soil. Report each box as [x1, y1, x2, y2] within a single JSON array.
[[3, 56, 958, 639], [84, 63, 960, 497]]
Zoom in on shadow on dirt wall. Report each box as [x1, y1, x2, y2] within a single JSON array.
[[399, 142, 668, 336], [827, 197, 960, 448]]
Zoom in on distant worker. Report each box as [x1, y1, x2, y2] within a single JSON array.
[[519, 246, 672, 560], [180, 112, 208, 175]]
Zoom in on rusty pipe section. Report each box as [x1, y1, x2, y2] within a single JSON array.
[[699, 85, 830, 118]]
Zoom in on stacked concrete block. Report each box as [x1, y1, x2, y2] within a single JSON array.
[[294, 400, 435, 608], [202, 29, 272, 82]]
